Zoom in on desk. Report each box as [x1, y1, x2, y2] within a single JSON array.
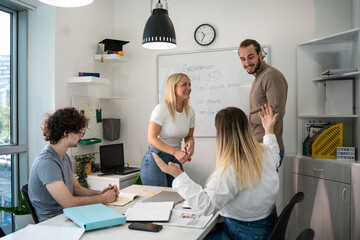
[[39, 185, 221, 240], [87, 171, 139, 190]]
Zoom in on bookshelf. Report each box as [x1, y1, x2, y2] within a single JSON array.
[[296, 27, 360, 156]]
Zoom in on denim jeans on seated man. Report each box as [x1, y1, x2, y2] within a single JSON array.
[[140, 145, 184, 187], [205, 212, 278, 240]]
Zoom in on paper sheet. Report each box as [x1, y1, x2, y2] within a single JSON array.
[[157, 209, 213, 229], [2, 224, 85, 240]]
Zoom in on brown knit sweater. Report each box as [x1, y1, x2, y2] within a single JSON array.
[[248, 62, 288, 150]]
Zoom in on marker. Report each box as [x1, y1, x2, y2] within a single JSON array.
[[142, 189, 154, 195], [184, 147, 191, 162]]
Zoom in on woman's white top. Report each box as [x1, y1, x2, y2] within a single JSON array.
[[150, 103, 195, 149], [172, 134, 280, 221]]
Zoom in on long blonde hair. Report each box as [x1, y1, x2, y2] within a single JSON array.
[[164, 73, 191, 121], [214, 107, 265, 188]]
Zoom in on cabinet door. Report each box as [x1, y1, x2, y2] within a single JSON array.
[[289, 173, 350, 240]]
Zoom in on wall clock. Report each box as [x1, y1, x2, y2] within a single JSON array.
[[194, 24, 216, 46]]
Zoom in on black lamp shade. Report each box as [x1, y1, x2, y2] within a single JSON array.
[[142, 8, 176, 49]]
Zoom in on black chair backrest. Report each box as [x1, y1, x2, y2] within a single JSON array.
[[21, 184, 39, 224], [267, 191, 304, 240], [296, 228, 315, 240], [0, 226, 5, 237]]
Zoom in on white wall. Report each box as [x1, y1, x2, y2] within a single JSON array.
[[28, 5, 56, 168], [27, 0, 355, 208]]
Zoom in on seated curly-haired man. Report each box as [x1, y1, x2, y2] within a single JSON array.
[[28, 107, 119, 222]]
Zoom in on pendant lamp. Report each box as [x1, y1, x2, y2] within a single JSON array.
[[142, 0, 176, 49], [39, 0, 94, 8]]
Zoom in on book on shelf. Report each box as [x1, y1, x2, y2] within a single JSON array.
[[320, 68, 357, 77], [78, 72, 100, 77], [107, 192, 139, 207]]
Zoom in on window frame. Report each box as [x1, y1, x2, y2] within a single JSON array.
[[0, 1, 29, 232]]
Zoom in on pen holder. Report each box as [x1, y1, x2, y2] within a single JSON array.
[[103, 118, 121, 141]]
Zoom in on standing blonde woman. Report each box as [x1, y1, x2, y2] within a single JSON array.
[[153, 104, 280, 239], [140, 73, 195, 187]]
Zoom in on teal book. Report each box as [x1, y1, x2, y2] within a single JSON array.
[[63, 203, 126, 231]]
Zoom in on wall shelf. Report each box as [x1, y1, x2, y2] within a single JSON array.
[[93, 54, 129, 63], [312, 71, 360, 82], [299, 27, 360, 46], [298, 114, 358, 118], [100, 97, 127, 100], [68, 77, 109, 85]]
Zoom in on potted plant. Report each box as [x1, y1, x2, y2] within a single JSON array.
[[75, 154, 95, 188], [0, 190, 34, 231]]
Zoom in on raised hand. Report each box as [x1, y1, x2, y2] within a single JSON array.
[[258, 104, 278, 134], [153, 153, 183, 178]]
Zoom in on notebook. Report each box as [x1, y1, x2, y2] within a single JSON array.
[[125, 201, 174, 222], [100, 143, 140, 175], [142, 190, 184, 204], [63, 203, 126, 231]]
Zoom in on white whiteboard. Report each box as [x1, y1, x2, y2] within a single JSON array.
[[157, 47, 269, 137]]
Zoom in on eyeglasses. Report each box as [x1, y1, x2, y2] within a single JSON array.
[[79, 129, 86, 136]]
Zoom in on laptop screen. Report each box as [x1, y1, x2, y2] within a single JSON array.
[[99, 143, 124, 172]]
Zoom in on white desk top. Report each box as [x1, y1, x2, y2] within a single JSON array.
[[38, 185, 220, 240]]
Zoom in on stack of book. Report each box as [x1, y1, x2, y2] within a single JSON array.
[[337, 147, 356, 161]]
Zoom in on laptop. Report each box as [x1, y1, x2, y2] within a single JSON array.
[[99, 143, 140, 175]]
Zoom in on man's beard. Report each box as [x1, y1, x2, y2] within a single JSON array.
[[246, 56, 261, 75]]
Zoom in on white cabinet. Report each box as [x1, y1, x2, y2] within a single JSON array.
[[86, 171, 139, 191], [297, 28, 360, 154], [286, 156, 360, 240]]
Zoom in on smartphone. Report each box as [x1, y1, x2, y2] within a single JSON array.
[[128, 222, 163, 232]]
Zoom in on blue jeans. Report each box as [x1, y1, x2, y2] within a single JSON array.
[[140, 145, 183, 187], [277, 150, 284, 171], [205, 212, 278, 240]]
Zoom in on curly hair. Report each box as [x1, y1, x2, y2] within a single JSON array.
[[42, 107, 88, 145]]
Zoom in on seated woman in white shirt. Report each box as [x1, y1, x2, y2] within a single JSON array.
[[153, 104, 280, 240]]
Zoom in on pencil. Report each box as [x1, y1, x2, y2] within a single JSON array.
[[142, 189, 154, 195]]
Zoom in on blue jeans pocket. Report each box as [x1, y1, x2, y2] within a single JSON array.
[[225, 213, 277, 240]]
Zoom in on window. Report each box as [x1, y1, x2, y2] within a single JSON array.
[[0, 1, 29, 234]]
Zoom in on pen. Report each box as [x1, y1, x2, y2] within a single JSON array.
[[184, 147, 191, 162], [142, 189, 154, 195]]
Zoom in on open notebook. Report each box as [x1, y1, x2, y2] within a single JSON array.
[[107, 192, 139, 206], [125, 201, 174, 222]]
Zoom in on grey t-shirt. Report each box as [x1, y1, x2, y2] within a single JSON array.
[[28, 144, 74, 222]]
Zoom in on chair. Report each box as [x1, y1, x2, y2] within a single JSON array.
[[296, 228, 315, 240], [134, 172, 142, 185], [0, 226, 5, 237], [21, 184, 39, 224], [267, 191, 304, 240]]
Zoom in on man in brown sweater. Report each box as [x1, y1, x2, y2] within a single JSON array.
[[238, 39, 288, 168]]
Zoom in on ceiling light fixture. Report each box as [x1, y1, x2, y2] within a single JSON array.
[[39, 0, 94, 8], [142, 0, 176, 50]]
